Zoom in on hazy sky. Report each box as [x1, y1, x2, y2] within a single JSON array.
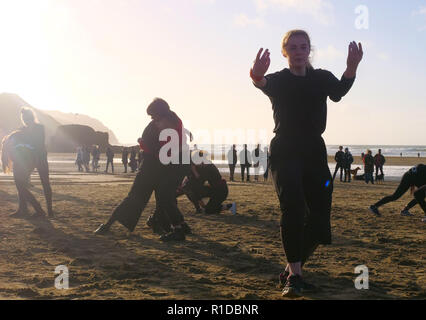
[[0, 0, 425, 145]]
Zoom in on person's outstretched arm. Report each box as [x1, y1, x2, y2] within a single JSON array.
[[250, 48, 270, 88], [328, 41, 363, 102]]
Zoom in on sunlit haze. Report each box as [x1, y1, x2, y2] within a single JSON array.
[[1, 0, 425, 145]]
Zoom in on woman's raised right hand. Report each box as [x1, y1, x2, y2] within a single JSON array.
[[252, 48, 270, 78]]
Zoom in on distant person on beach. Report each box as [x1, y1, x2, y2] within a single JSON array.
[[227, 144, 237, 181], [361, 152, 365, 165], [369, 164, 426, 220], [374, 149, 385, 181], [121, 147, 129, 173], [418, 153, 421, 158], [343, 147, 353, 182], [177, 150, 236, 215], [262, 146, 270, 182], [364, 149, 374, 184], [239, 144, 252, 182], [105, 146, 114, 173], [332, 146, 345, 182], [75, 147, 84, 172], [251, 29, 362, 296], [400, 152, 402, 157], [137, 150, 144, 171], [91, 145, 100, 172], [95, 98, 191, 242], [128, 147, 138, 173], [1, 107, 53, 218], [82, 146, 91, 172], [253, 144, 261, 182]]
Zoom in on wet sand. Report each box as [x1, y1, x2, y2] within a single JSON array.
[[0, 157, 425, 300]]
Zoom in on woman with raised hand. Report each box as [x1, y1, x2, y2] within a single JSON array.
[[251, 30, 362, 297]]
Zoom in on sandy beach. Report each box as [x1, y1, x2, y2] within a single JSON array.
[[0, 155, 424, 300]]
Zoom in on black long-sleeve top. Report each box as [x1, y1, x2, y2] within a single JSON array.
[[258, 68, 355, 140]]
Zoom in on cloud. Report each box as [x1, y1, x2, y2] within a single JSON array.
[[254, 0, 334, 25], [376, 52, 390, 62], [314, 45, 344, 61], [412, 6, 426, 16], [234, 13, 265, 28]]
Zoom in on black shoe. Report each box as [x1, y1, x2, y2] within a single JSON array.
[[369, 205, 381, 217], [94, 224, 110, 235], [278, 271, 289, 288], [160, 228, 185, 242], [282, 274, 304, 298], [181, 222, 192, 235]]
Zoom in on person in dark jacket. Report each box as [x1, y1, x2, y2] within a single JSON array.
[[374, 149, 386, 181], [128, 147, 138, 173], [105, 147, 114, 173], [263, 146, 270, 182], [332, 146, 345, 182], [251, 29, 362, 296], [364, 150, 374, 184], [121, 147, 129, 173], [253, 144, 261, 182], [239, 144, 252, 182], [95, 98, 191, 242], [343, 147, 354, 182], [227, 144, 238, 181]]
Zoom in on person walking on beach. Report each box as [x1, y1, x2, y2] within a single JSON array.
[[2, 108, 53, 218], [343, 147, 353, 183], [227, 144, 237, 181], [95, 98, 191, 241], [374, 148, 385, 181], [122, 147, 129, 173], [105, 146, 114, 173], [251, 30, 362, 297], [262, 146, 270, 182], [364, 150, 374, 184], [239, 144, 252, 182], [369, 164, 426, 221], [332, 146, 345, 182]]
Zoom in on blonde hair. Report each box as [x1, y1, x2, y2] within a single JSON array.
[[281, 29, 313, 69]]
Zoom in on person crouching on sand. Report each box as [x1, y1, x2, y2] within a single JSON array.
[[369, 164, 426, 221], [95, 98, 191, 242], [251, 30, 362, 297]]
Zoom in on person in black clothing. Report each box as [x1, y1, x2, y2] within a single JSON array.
[[128, 147, 138, 173], [95, 98, 191, 241], [251, 29, 362, 297], [369, 164, 426, 219], [239, 144, 252, 182], [364, 149, 374, 184], [105, 146, 114, 173], [2, 108, 53, 218], [332, 146, 345, 182], [122, 147, 129, 173], [343, 147, 354, 183], [373, 148, 385, 180], [227, 144, 238, 181], [263, 146, 270, 182], [182, 150, 236, 214], [137, 150, 144, 170], [253, 144, 261, 182]]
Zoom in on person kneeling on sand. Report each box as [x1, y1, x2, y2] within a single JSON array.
[[182, 150, 236, 215], [369, 164, 426, 220]]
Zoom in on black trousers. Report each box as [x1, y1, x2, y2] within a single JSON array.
[[375, 165, 384, 178], [414, 185, 426, 214], [203, 184, 229, 214], [332, 163, 344, 181], [110, 157, 187, 232], [374, 171, 414, 208], [228, 164, 236, 181], [240, 165, 250, 181], [105, 159, 114, 172], [344, 165, 351, 182], [270, 136, 332, 263]]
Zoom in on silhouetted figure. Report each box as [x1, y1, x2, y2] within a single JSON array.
[[91, 145, 100, 172], [364, 149, 374, 184], [227, 144, 237, 181], [239, 144, 252, 182], [137, 150, 144, 171], [253, 144, 261, 182], [2, 107, 53, 217], [75, 146, 83, 172], [343, 147, 353, 182], [129, 147, 138, 173], [332, 146, 344, 182], [263, 146, 270, 181], [374, 148, 386, 181], [122, 147, 129, 173], [105, 147, 114, 173], [82, 146, 91, 172]]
